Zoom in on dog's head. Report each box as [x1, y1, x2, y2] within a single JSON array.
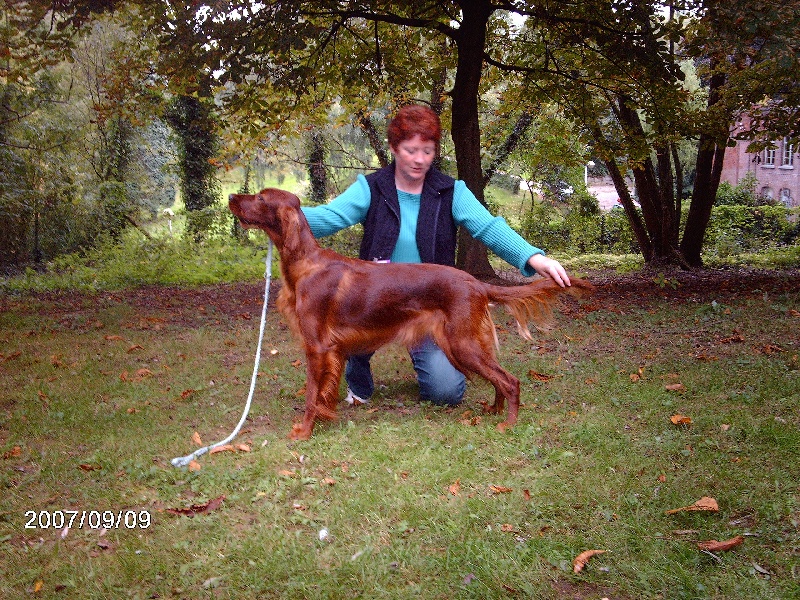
[[229, 188, 304, 247]]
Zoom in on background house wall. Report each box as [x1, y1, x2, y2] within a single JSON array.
[[721, 121, 799, 207]]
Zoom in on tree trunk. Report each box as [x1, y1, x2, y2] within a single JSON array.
[[680, 69, 728, 267], [605, 157, 652, 259], [307, 128, 328, 203], [451, 0, 496, 279], [614, 95, 684, 264], [356, 110, 389, 168]]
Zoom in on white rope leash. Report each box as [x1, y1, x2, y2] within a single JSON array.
[[171, 240, 273, 468]]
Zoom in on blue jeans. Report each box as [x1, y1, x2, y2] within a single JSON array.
[[345, 337, 466, 406]]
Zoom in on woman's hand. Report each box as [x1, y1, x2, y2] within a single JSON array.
[[528, 254, 571, 287]]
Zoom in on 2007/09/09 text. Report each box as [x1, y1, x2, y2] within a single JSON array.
[[24, 510, 152, 530]]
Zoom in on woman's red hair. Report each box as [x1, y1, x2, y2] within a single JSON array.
[[387, 105, 441, 149]]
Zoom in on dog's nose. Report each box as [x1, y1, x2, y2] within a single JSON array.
[[228, 194, 235, 202]]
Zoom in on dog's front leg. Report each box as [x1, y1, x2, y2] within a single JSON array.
[[289, 348, 343, 440]]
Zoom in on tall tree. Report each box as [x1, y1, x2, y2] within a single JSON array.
[[164, 94, 220, 238]]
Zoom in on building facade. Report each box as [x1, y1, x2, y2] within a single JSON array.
[[720, 127, 799, 207]]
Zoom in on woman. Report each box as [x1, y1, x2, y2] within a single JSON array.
[[301, 104, 572, 407]]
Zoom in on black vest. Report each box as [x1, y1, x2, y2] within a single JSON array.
[[360, 163, 457, 266]]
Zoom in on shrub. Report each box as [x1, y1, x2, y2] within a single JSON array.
[[704, 205, 795, 257]]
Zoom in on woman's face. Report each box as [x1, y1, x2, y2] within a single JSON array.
[[391, 134, 436, 189]]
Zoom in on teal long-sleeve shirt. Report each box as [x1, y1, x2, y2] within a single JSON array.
[[300, 174, 545, 277]]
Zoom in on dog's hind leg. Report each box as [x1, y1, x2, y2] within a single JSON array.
[[446, 336, 521, 433]]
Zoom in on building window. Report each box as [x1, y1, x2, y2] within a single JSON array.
[[764, 147, 775, 166], [782, 139, 794, 167], [762, 186, 774, 200], [779, 188, 792, 206]]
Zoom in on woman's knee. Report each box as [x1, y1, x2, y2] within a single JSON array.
[[412, 341, 466, 406]]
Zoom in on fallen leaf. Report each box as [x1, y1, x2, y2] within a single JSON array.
[[720, 423, 731, 432], [78, 463, 101, 471], [322, 477, 336, 486], [573, 549, 607, 573], [2, 445, 22, 459], [278, 469, 296, 477], [752, 563, 772, 575], [127, 344, 144, 353], [490, 485, 513, 494], [33, 580, 44, 593], [179, 389, 195, 400], [202, 576, 223, 589], [191, 431, 203, 446], [188, 460, 201, 471], [500, 523, 515, 532], [104, 334, 125, 341], [665, 383, 686, 392], [719, 333, 744, 344], [448, 479, 461, 496], [523, 489, 532, 501], [528, 370, 554, 382], [665, 496, 719, 515], [759, 344, 783, 355], [166, 495, 225, 517], [135, 368, 153, 378], [697, 535, 744, 552], [209, 444, 235, 454], [236, 443, 251, 452], [670, 414, 692, 425]]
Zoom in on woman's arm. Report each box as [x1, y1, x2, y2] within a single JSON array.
[[452, 181, 570, 286], [300, 175, 372, 238]]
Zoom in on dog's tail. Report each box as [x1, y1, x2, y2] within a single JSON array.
[[485, 278, 594, 340]]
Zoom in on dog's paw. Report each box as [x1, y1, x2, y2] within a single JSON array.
[[480, 400, 501, 415], [496, 421, 513, 433], [289, 423, 312, 440]]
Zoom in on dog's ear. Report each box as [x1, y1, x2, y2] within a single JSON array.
[[276, 203, 302, 256]]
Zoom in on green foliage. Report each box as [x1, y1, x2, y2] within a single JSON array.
[[704, 205, 797, 257], [715, 172, 774, 207], [0, 229, 269, 294], [521, 200, 639, 256]]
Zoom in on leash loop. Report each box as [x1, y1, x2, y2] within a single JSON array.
[[171, 240, 273, 468]]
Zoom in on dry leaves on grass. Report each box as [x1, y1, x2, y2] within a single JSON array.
[[448, 479, 461, 496], [2, 445, 22, 459], [697, 536, 744, 552], [208, 443, 252, 455], [165, 495, 225, 517], [528, 370, 554, 382], [670, 414, 693, 426], [573, 549, 607, 573], [665, 496, 719, 515]]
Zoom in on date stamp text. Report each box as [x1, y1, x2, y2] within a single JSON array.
[[24, 510, 152, 530]]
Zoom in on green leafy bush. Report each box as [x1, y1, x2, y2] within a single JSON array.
[[704, 205, 796, 257]]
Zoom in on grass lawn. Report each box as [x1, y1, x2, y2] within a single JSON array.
[[1, 269, 798, 599]]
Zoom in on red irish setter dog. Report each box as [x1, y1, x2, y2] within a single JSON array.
[[229, 189, 592, 440]]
